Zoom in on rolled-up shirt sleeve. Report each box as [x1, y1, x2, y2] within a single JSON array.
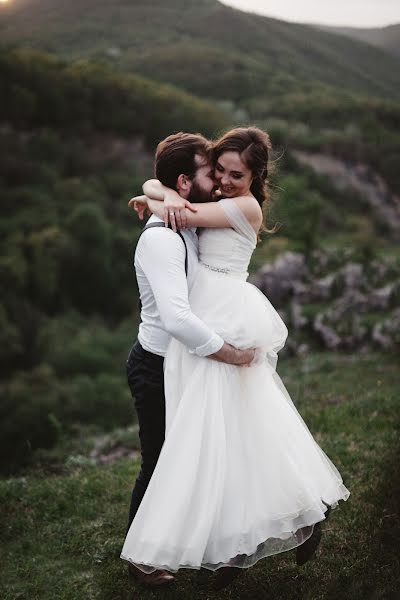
[[138, 229, 224, 356]]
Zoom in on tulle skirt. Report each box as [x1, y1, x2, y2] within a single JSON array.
[[121, 265, 350, 573]]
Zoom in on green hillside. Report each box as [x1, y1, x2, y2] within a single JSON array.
[[1, 0, 400, 103], [318, 23, 400, 60], [0, 47, 228, 146], [2, 0, 400, 194]]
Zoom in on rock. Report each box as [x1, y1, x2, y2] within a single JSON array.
[[311, 272, 336, 300], [296, 343, 310, 356], [290, 300, 308, 329], [332, 289, 370, 314], [253, 247, 400, 351], [371, 323, 393, 349], [313, 314, 341, 349], [340, 263, 364, 289], [253, 252, 309, 305], [368, 259, 390, 286], [88, 427, 140, 465], [372, 307, 400, 349], [106, 46, 122, 58], [291, 281, 311, 302], [312, 290, 369, 349], [370, 283, 395, 311], [310, 249, 330, 273]]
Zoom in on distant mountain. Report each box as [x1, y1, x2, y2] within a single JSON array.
[[316, 23, 400, 60], [1, 0, 400, 103]]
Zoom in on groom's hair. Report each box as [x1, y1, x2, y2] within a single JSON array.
[[155, 132, 212, 190]]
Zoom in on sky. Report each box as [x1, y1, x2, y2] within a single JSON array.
[[221, 0, 400, 28]]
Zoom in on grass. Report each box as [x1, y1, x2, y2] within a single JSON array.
[[1, 351, 399, 600]]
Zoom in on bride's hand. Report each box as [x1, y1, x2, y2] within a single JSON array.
[[128, 195, 150, 220], [164, 191, 197, 232]]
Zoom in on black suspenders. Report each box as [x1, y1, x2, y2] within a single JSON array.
[[137, 222, 189, 312], [141, 221, 188, 275]]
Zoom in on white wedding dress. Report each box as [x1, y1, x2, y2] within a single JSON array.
[[121, 198, 350, 573]]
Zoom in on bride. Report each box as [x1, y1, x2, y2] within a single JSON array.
[[120, 127, 350, 584]]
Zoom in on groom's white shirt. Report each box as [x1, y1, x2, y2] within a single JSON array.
[[135, 215, 224, 357]]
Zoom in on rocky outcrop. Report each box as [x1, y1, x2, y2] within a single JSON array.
[[371, 307, 400, 350], [293, 151, 400, 241], [251, 252, 310, 305], [252, 250, 400, 353]]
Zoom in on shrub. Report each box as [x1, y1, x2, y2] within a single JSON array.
[[0, 365, 63, 473]]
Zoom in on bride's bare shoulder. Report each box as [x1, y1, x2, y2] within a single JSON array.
[[227, 196, 262, 225]]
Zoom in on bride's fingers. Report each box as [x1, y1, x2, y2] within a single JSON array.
[[179, 208, 187, 230], [128, 195, 146, 208], [135, 202, 146, 220], [175, 209, 183, 231], [164, 206, 170, 228], [132, 202, 142, 219], [169, 211, 177, 232], [185, 200, 198, 213]]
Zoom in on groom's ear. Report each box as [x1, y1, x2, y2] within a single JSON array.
[[176, 174, 191, 197]]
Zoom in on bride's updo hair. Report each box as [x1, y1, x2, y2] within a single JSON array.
[[213, 126, 278, 234]]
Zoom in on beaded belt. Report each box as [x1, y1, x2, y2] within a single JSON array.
[[200, 262, 230, 274]]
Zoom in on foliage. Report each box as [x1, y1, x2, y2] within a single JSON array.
[[0, 48, 228, 146], [0, 124, 142, 356], [0, 315, 135, 473], [273, 174, 324, 255]]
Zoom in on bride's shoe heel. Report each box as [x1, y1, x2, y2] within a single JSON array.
[[212, 564, 242, 591], [296, 501, 332, 566], [296, 523, 322, 566]]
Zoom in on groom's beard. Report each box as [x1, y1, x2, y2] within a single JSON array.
[[187, 179, 216, 204]]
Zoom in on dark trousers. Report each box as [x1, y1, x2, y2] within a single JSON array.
[[126, 340, 165, 532]]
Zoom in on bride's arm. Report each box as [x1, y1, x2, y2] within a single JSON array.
[[151, 196, 263, 233], [130, 181, 261, 233], [128, 181, 197, 228], [142, 179, 197, 230], [142, 179, 168, 201]]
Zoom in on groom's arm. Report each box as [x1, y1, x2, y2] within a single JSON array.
[[138, 228, 254, 366]]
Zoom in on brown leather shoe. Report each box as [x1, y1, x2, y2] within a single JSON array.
[[128, 562, 175, 587]]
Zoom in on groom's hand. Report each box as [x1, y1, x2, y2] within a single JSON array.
[[209, 343, 256, 366]]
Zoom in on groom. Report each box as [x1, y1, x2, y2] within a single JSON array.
[[125, 132, 255, 587]]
